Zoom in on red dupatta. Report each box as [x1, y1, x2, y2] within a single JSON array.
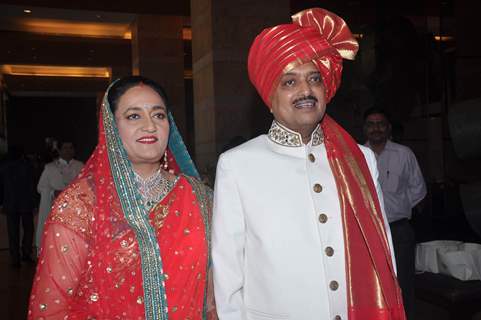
[[29, 84, 212, 319], [322, 115, 405, 319]]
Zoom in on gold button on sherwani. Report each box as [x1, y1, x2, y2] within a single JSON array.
[[325, 247, 334, 257], [318, 214, 328, 224], [329, 281, 339, 291]]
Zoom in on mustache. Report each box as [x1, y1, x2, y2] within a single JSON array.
[[293, 95, 318, 105]]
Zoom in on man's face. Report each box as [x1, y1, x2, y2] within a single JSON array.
[[364, 113, 391, 145], [59, 142, 75, 161], [270, 62, 326, 136]]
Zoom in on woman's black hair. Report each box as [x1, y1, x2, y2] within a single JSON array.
[[107, 76, 169, 114]]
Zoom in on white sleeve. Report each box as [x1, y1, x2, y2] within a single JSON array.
[[406, 149, 427, 208], [362, 147, 397, 274], [37, 167, 52, 194], [38, 165, 66, 193], [212, 154, 246, 320]]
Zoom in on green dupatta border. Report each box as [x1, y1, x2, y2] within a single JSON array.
[[102, 89, 169, 320], [185, 176, 213, 319], [102, 80, 209, 319]]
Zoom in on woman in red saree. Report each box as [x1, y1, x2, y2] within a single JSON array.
[[28, 76, 216, 320]]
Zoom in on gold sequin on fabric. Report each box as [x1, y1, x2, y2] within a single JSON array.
[[184, 175, 213, 261], [151, 195, 175, 229], [90, 293, 99, 302], [49, 175, 96, 238]]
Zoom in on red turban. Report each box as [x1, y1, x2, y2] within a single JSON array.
[[247, 8, 359, 106]]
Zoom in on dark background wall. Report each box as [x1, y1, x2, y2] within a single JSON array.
[[6, 95, 98, 162]]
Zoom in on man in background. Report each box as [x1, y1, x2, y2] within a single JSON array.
[[0, 146, 37, 267], [364, 107, 427, 319], [36, 139, 83, 253]]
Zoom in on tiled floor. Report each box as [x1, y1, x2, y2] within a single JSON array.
[[0, 250, 36, 320]]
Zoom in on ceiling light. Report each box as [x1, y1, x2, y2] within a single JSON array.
[[16, 18, 131, 39], [1, 64, 111, 78], [434, 35, 454, 42], [23, 9, 32, 13]]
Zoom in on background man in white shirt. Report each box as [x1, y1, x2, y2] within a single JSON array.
[[36, 140, 83, 253], [364, 107, 427, 320]]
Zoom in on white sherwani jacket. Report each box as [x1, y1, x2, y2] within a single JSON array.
[[212, 122, 395, 320]]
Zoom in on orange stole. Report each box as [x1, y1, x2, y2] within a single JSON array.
[[322, 115, 406, 320]]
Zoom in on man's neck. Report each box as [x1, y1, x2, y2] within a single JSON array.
[[59, 157, 70, 164], [369, 140, 387, 155]]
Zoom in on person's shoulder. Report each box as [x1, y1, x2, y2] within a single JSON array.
[[72, 159, 84, 166], [358, 144, 373, 154], [48, 174, 96, 237], [44, 160, 57, 167], [220, 135, 267, 160], [42, 160, 58, 171], [386, 141, 416, 159], [182, 175, 213, 198], [57, 174, 95, 202], [358, 144, 376, 160], [387, 140, 411, 152]]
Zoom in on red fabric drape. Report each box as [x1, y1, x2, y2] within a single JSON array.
[[322, 115, 405, 319]]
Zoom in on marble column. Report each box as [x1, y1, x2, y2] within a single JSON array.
[[191, 0, 290, 174]]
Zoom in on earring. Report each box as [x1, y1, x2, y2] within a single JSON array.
[[162, 151, 168, 170]]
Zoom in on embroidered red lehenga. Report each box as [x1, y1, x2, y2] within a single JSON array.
[[29, 84, 213, 320]]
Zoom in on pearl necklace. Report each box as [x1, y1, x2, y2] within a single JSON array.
[[134, 169, 177, 210]]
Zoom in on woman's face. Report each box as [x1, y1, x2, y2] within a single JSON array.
[[114, 85, 169, 168]]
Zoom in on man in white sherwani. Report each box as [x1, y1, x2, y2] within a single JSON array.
[[212, 8, 406, 320]]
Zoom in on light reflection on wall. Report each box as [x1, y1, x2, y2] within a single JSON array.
[[1, 65, 111, 78]]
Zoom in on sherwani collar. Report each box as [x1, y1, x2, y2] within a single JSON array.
[[267, 120, 324, 147]]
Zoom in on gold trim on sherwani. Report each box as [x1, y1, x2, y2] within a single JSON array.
[[268, 121, 324, 147]]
